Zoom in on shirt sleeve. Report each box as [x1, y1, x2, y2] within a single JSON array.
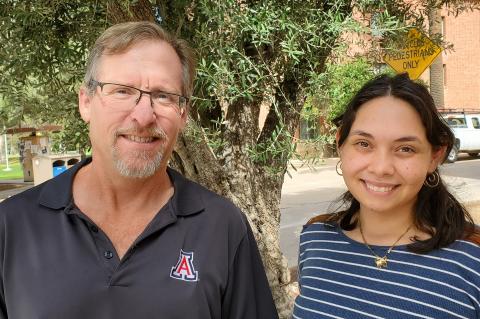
[[221, 216, 279, 319], [296, 225, 309, 290], [0, 206, 7, 319], [0, 295, 6, 319]]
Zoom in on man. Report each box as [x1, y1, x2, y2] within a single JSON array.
[[0, 21, 278, 319]]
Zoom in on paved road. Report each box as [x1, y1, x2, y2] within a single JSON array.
[[279, 155, 480, 267], [441, 156, 480, 179]]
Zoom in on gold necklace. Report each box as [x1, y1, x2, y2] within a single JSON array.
[[359, 222, 412, 269]]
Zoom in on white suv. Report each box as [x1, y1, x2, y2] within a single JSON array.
[[440, 109, 480, 163]]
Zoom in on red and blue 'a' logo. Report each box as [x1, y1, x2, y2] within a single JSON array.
[[170, 249, 199, 282]]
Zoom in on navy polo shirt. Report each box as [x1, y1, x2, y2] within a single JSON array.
[[0, 158, 278, 319]]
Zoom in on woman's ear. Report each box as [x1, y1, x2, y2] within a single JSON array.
[[429, 145, 447, 172]]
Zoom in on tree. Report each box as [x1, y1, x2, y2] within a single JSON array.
[[320, 57, 377, 123], [1, 0, 478, 316], [296, 58, 376, 159]]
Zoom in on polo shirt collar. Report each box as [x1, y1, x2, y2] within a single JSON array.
[[38, 157, 205, 217], [166, 167, 205, 216], [38, 157, 87, 210]]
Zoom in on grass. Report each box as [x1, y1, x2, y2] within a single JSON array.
[[0, 157, 23, 180]]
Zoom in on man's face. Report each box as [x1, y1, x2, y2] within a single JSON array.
[[79, 40, 187, 178]]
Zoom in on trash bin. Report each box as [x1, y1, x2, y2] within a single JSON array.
[[67, 158, 80, 168], [32, 153, 82, 185], [52, 160, 67, 177]]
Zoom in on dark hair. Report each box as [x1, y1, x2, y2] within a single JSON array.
[[321, 73, 478, 253]]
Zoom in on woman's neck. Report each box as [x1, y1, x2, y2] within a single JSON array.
[[359, 209, 414, 242], [344, 207, 417, 246]]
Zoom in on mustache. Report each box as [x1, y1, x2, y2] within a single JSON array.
[[114, 125, 167, 140]]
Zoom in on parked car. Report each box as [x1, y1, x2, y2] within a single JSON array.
[[439, 109, 480, 163]]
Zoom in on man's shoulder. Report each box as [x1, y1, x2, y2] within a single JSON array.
[[168, 168, 250, 244], [0, 162, 76, 220], [0, 183, 58, 237], [0, 183, 44, 210]]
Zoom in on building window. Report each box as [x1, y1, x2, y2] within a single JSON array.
[[443, 64, 447, 86], [441, 16, 446, 38]]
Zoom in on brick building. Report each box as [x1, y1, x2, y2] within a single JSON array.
[[374, 8, 480, 111], [295, 8, 480, 148], [438, 9, 480, 110]]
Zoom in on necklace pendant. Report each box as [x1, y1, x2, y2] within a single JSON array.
[[375, 256, 388, 268]]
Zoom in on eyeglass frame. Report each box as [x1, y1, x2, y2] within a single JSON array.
[[88, 79, 189, 111]]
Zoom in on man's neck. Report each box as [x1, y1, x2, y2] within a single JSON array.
[[72, 160, 175, 259], [72, 159, 173, 218]]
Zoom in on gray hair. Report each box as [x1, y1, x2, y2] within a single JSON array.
[[83, 21, 196, 101]]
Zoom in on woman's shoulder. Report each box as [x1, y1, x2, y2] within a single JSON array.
[[301, 213, 339, 236], [436, 233, 480, 270], [306, 213, 337, 226], [464, 226, 480, 246]]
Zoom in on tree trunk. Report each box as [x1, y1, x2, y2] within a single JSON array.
[[173, 121, 296, 318]]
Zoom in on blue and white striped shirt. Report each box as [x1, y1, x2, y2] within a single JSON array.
[[293, 222, 480, 319]]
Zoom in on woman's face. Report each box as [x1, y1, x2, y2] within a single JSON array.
[[338, 96, 444, 217]]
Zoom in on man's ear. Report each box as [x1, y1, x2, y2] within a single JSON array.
[[78, 86, 92, 123], [179, 108, 188, 130], [429, 145, 447, 172]]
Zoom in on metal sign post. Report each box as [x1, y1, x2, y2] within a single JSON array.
[[3, 131, 11, 172]]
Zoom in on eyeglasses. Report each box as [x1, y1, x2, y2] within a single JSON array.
[[89, 80, 188, 114]]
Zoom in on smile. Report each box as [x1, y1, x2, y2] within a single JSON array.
[[122, 135, 159, 143], [363, 181, 396, 193]]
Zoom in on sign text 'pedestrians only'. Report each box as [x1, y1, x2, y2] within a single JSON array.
[[384, 28, 442, 80]]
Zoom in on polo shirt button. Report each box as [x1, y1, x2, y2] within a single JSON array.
[[104, 250, 113, 259], [90, 225, 99, 233]]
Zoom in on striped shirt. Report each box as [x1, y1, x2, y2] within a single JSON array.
[[293, 222, 480, 319]]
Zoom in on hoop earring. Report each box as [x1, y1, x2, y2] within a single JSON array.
[[336, 161, 343, 176], [424, 171, 440, 188]]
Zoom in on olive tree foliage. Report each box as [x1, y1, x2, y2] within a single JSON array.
[[295, 58, 377, 159], [0, 1, 106, 149], [303, 58, 377, 131], [1, 0, 478, 316]]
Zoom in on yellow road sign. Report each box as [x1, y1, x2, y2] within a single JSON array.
[[384, 28, 442, 80]]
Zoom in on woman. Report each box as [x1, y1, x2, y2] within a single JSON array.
[[293, 73, 480, 319]]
